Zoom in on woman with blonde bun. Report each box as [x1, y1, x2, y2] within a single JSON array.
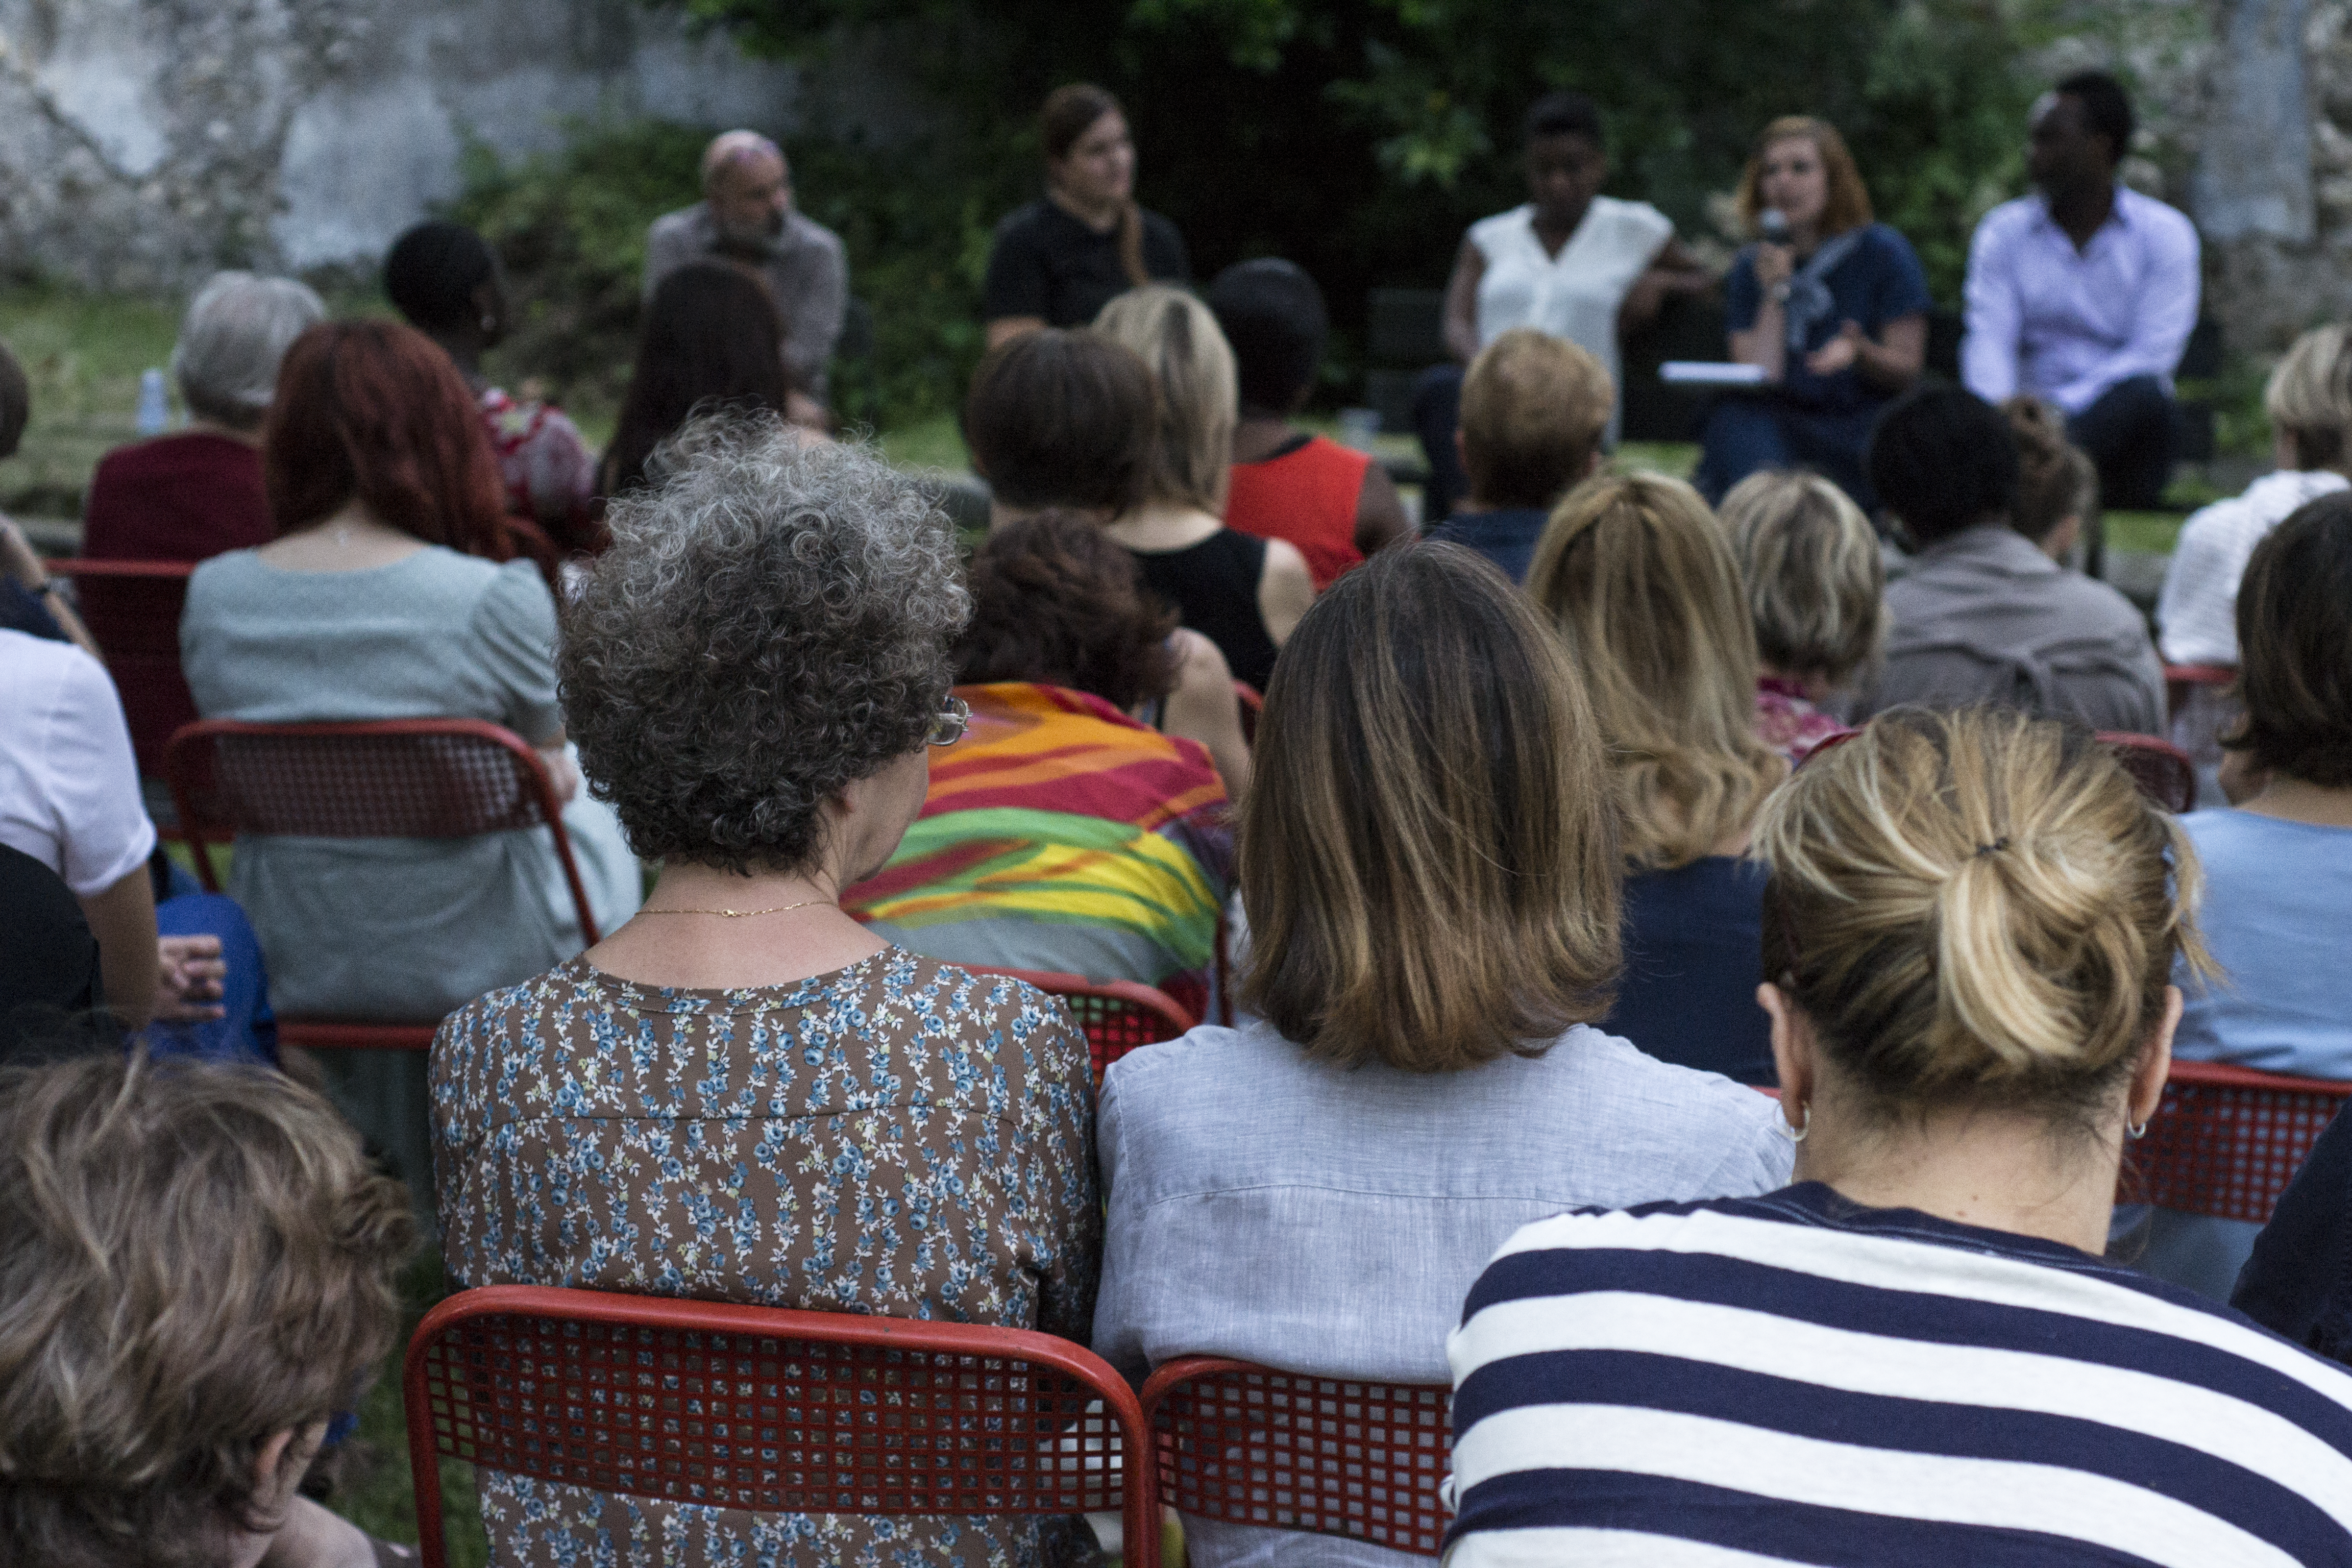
[[1448, 707, 2352, 1565], [1527, 471, 1787, 1083]]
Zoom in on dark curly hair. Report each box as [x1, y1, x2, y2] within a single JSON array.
[[2227, 493, 2352, 789], [958, 511, 1179, 710], [560, 416, 971, 874]]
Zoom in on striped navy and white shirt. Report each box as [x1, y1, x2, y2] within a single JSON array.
[[1444, 1183, 2352, 1566]]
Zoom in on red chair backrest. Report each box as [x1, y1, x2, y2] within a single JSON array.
[[2098, 731, 2196, 813], [162, 718, 599, 945], [1143, 1357, 1452, 1558], [1233, 680, 1262, 747], [2164, 663, 2235, 721], [961, 967, 1195, 1079], [404, 1286, 1157, 1568], [45, 558, 198, 777], [2125, 1060, 2352, 1224]]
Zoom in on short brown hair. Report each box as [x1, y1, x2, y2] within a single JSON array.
[[1241, 542, 1621, 1071], [1735, 117, 1874, 238], [2004, 395, 2098, 546], [2228, 493, 2352, 788], [963, 329, 1155, 513], [1718, 469, 1885, 688], [958, 509, 1179, 710], [1756, 707, 2209, 1125], [1459, 329, 1613, 510], [1528, 472, 1787, 870], [0, 1052, 415, 1568]]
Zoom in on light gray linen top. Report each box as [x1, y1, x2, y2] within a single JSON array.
[[180, 547, 641, 1021], [1863, 524, 2165, 736], [1094, 1016, 1792, 1567]]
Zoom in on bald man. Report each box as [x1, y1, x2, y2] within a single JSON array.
[[644, 131, 849, 400]]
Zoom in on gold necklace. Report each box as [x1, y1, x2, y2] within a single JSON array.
[[635, 898, 832, 918]]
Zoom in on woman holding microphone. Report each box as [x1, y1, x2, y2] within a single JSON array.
[[1697, 117, 1929, 515]]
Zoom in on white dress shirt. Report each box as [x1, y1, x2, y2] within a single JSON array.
[[1961, 187, 2200, 414]]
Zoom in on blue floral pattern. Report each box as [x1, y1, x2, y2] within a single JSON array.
[[430, 948, 1101, 1566]]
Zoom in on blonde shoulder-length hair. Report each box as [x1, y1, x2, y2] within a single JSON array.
[[1527, 471, 1788, 870], [1734, 116, 1874, 239], [1092, 284, 1237, 516]]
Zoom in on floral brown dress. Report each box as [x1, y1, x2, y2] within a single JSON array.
[[430, 948, 1101, 1567]]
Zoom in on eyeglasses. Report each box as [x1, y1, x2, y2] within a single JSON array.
[[926, 695, 971, 747]]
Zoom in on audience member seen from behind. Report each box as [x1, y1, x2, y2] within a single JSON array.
[[2005, 394, 2101, 565], [2235, 1095, 2352, 1367], [1863, 384, 2163, 734], [1423, 328, 1612, 585], [1094, 285, 1313, 694], [0, 1052, 418, 1568], [1211, 258, 1409, 589], [1528, 472, 1788, 1083], [0, 342, 101, 652], [181, 321, 642, 1203], [600, 261, 799, 500], [1962, 70, 2200, 510], [2160, 322, 2352, 669], [80, 273, 325, 771], [1716, 470, 1882, 765], [384, 220, 599, 552], [1449, 708, 2352, 1565], [1095, 543, 1790, 1568], [0, 844, 112, 1065], [844, 511, 1234, 1020], [1, 614, 275, 1062], [435, 425, 1101, 1568], [984, 84, 1189, 348], [1417, 91, 1711, 517], [1699, 117, 1928, 512], [962, 328, 1252, 789], [644, 129, 845, 409]]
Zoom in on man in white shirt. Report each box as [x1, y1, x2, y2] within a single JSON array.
[[644, 131, 847, 409], [1961, 71, 2200, 509]]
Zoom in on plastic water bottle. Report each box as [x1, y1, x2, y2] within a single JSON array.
[[136, 368, 169, 435]]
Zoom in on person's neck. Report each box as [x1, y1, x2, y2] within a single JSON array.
[[2243, 773, 2352, 829], [2045, 176, 2117, 248], [1047, 183, 1122, 234], [186, 415, 262, 447], [427, 328, 490, 389], [1531, 199, 1592, 254], [1104, 497, 1220, 551], [1232, 413, 1303, 463], [1796, 1096, 2120, 1254], [592, 858, 886, 990]]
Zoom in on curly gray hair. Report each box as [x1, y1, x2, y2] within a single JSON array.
[[560, 416, 971, 874]]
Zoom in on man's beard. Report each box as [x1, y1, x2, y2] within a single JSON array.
[[713, 210, 786, 258]]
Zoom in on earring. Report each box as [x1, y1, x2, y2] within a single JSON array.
[[1780, 1104, 1810, 1143], [480, 314, 496, 332], [2126, 1117, 2148, 1140]]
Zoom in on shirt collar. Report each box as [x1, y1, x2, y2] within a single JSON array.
[[2030, 185, 2134, 243], [1917, 521, 2060, 573]]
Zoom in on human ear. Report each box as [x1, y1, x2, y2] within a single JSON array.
[[1757, 982, 1814, 1129], [2125, 986, 2181, 1134]]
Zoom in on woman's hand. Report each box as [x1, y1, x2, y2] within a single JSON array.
[[1751, 242, 1794, 293], [1805, 320, 1866, 376], [154, 934, 228, 1023]]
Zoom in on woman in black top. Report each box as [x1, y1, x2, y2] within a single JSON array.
[[983, 84, 1189, 348], [1092, 286, 1313, 694], [600, 263, 794, 499]]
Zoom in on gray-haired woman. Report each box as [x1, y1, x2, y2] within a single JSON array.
[[429, 415, 1104, 1568]]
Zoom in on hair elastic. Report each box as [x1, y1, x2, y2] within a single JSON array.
[[1974, 837, 2011, 859]]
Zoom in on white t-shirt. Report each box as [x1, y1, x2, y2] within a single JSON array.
[[2156, 468, 2349, 666], [0, 627, 156, 896], [1470, 196, 1673, 442]]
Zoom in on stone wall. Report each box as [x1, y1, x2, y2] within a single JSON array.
[[0, 0, 802, 291]]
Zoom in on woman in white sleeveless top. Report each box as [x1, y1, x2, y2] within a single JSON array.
[[1414, 91, 1709, 517]]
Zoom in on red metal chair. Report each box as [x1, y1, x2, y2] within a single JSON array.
[[962, 967, 1196, 1080], [1143, 1357, 1451, 1558], [2125, 1060, 2352, 1225], [1233, 680, 1263, 747], [405, 1285, 1156, 1568], [2098, 731, 2196, 813], [44, 558, 199, 779], [163, 718, 600, 1051], [2163, 663, 2235, 721]]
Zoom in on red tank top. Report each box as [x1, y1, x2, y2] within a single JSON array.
[[1225, 434, 1373, 592]]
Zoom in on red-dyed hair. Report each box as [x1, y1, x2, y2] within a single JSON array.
[[263, 321, 513, 559]]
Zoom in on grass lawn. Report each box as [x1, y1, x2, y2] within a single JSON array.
[[337, 1252, 490, 1567]]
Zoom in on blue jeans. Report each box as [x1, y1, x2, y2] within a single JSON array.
[[1411, 363, 1470, 521], [1695, 396, 1884, 518], [142, 863, 278, 1066]]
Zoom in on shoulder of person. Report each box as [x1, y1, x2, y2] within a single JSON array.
[[992, 199, 1055, 241], [2119, 186, 2197, 238], [1970, 194, 2042, 244], [1099, 1017, 1295, 1114], [1467, 204, 1535, 252], [1858, 222, 1924, 262], [646, 202, 705, 242], [1139, 206, 1183, 239], [790, 211, 846, 256], [916, 955, 1094, 1061], [1594, 195, 1674, 241], [0, 622, 100, 689]]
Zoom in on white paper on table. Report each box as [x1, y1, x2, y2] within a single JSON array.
[[1660, 361, 1769, 386]]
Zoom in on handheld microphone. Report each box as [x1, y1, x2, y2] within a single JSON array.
[[1758, 208, 1791, 246]]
